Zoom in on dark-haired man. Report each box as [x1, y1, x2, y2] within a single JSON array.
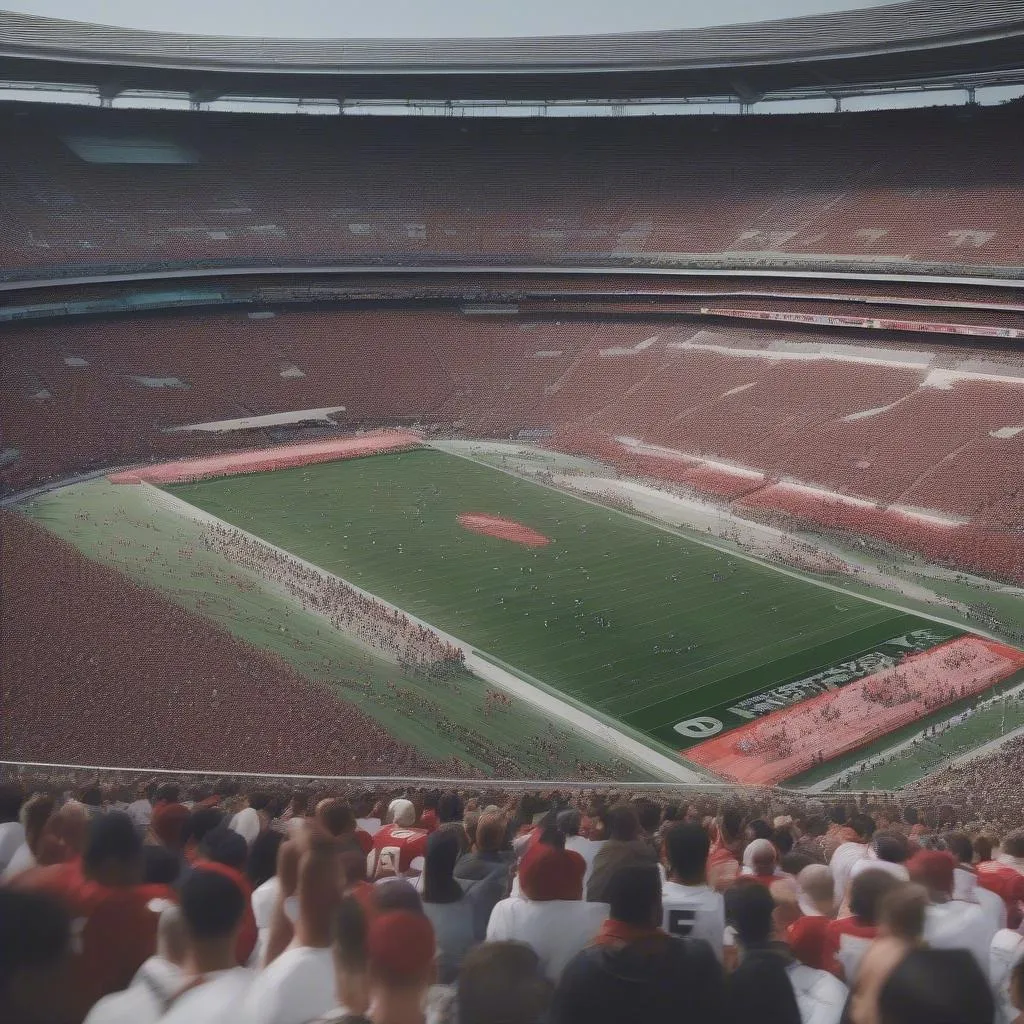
[[160, 870, 252, 1024], [660, 822, 725, 962], [554, 864, 725, 1024]]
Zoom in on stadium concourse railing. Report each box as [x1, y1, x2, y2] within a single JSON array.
[[0, 761, 893, 800]]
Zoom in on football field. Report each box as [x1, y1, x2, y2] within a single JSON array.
[[166, 447, 963, 761]]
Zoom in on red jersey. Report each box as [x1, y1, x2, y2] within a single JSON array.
[[368, 824, 430, 877], [419, 810, 439, 833], [787, 915, 834, 972], [824, 917, 877, 981], [707, 845, 740, 892], [355, 829, 374, 856], [977, 861, 1024, 929]]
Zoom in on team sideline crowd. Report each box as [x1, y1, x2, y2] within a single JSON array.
[[3, 780, 1024, 1024]]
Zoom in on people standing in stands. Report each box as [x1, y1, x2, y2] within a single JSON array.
[[726, 881, 847, 1024], [786, 865, 836, 972], [488, 835, 607, 982], [554, 863, 725, 1024], [586, 804, 658, 903], [368, 800, 430, 880], [660, 822, 726, 962], [708, 807, 746, 892], [160, 869, 253, 1024], [823, 869, 901, 984]]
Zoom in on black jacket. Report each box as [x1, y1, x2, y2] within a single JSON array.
[[553, 934, 725, 1024], [726, 944, 802, 1024]]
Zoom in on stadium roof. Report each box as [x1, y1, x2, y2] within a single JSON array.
[[2, 1, 1024, 101]]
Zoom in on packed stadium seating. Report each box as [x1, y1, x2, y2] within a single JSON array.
[[4, 103, 1024, 277], [6, 307, 1024, 581]]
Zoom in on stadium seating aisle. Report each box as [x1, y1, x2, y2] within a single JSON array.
[[1, 781, 1017, 1024]]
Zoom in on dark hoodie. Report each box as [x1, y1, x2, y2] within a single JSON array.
[[553, 934, 725, 1024]]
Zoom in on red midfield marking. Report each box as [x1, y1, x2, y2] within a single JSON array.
[[108, 430, 422, 484], [457, 513, 552, 548], [686, 636, 1024, 786]]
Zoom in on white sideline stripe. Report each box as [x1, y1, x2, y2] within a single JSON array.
[[165, 407, 346, 433], [614, 436, 765, 480], [142, 484, 701, 784]]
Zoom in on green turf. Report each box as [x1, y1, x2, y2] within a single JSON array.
[[23, 479, 648, 781], [166, 448, 961, 755]]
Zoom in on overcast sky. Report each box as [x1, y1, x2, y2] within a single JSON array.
[[7, 0, 897, 38]]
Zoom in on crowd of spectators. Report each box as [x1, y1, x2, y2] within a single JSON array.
[[202, 523, 465, 679], [4, 780, 1024, 1024]]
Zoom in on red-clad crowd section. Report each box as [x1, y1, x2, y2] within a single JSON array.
[[4, 306, 1024, 581], [687, 637, 1024, 785]]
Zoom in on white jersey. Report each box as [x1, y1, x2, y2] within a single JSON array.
[[788, 962, 848, 1024], [661, 881, 726, 962], [925, 900, 996, 979], [990, 928, 1024, 1024]]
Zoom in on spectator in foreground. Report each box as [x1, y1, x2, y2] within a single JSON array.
[[487, 837, 607, 982], [239, 835, 340, 1024], [824, 869, 901, 983], [849, 884, 927, 1024], [421, 828, 479, 983], [159, 869, 253, 1024], [787, 865, 835, 972], [84, 905, 187, 1024], [0, 889, 74, 1024], [945, 831, 1006, 932], [554, 863, 725, 1024], [457, 942, 553, 1024], [660, 822, 726, 961], [586, 803, 658, 904], [875, 947, 993, 1024], [364, 911, 439, 1024], [727, 881, 847, 1024], [908, 850, 995, 977]]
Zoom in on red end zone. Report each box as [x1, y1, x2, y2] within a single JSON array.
[[109, 430, 422, 484], [457, 513, 552, 548], [687, 636, 1024, 786]]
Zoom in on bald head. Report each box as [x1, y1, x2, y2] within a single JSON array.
[[388, 799, 416, 828], [746, 838, 777, 875], [798, 864, 834, 913]]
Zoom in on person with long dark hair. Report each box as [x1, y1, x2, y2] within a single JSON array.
[[421, 829, 477, 984]]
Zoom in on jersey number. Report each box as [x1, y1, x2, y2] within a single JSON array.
[[667, 908, 697, 937]]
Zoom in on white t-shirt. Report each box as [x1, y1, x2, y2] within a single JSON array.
[[1, 842, 35, 881], [788, 962, 848, 1024], [954, 866, 1007, 932], [565, 836, 604, 888], [126, 798, 153, 834], [250, 876, 280, 968], [925, 900, 996, 978], [829, 842, 868, 907], [0, 822, 25, 875], [238, 945, 336, 1024], [160, 967, 253, 1024], [660, 881, 725, 963], [990, 928, 1024, 1024], [83, 956, 183, 1024], [230, 808, 262, 846], [486, 897, 608, 982]]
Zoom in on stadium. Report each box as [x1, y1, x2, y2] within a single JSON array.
[[4, 0, 1024, 796], [10, 3, 1024, 1021]]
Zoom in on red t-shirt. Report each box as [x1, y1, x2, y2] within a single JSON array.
[[787, 914, 834, 972], [419, 810, 439, 833], [823, 917, 877, 980], [707, 845, 740, 891], [368, 824, 430, 877], [355, 829, 374, 856], [13, 863, 174, 1019], [977, 861, 1024, 928]]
